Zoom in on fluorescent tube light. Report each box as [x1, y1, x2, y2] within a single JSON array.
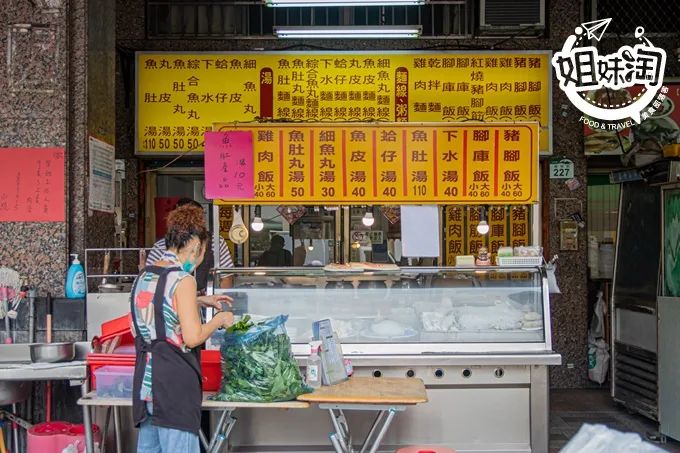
[[266, 0, 426, 6], [274, 25, 422, 39]]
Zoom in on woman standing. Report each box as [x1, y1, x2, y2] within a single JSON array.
[[130, 204, 234, 453]]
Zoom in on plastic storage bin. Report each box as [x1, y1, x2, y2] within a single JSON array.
[[94, 365, 135, 398], [27, 422, 102, 453]]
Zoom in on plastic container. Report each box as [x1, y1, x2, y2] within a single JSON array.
[[94, 365, 135, 398], [305, 341, 322, 389], [87, 351, 221, 391], [65, 254, 86, 298], [27, 422, 101, 453], [99, 314, 134, 346]]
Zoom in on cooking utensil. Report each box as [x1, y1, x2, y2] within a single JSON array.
[[0, 381, 31, 406], [98, 250, 123, 292], [30, 343, 75, 363]]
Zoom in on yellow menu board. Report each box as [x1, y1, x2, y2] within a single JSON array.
[[210, 122, 538, 205], [444, 204, 531, 263], [136, 52, 552, 154]]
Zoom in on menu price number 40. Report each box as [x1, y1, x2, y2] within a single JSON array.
[[142, 138, 202, 151]]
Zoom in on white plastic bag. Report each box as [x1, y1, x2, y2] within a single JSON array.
[[546, 263, 561, 294], [588, 339, 610, 384], [590, 291, 606, 340], [560, 424, 666, 453]]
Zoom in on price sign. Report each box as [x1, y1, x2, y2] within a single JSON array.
[[549, 158, 574, 180], [213, 122, 539, 205], [204, 131, 254, 199]]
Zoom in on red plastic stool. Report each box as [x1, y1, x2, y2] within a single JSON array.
[[396, 448, 457, 453]]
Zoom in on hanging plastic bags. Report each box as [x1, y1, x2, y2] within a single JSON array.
[[560, 424, 666, 453], [588, 291, 610, 384]]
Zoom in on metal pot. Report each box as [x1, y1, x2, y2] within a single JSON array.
[[0, 381, 32, 406], [30, 342, 75, 363]]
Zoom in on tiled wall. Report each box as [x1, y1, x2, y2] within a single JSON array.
[[0, 0, 116, 294]]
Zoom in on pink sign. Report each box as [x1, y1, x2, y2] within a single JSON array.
[[204, 131, 254, 200]]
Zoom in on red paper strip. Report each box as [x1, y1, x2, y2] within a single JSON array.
[[0, 148, 65, 222]]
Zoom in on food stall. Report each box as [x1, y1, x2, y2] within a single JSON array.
[[78, 50, 558, 452]]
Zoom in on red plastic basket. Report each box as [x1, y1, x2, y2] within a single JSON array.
[[100, 314, 134, 345]]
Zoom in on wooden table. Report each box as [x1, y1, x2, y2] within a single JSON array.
[[298, 377, 429, 453], [78, 391, 309, 453]]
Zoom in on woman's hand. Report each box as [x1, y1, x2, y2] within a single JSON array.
[[214, 311, 235, 329], [197, 294, 233, 311]]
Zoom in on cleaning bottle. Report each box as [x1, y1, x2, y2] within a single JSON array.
[[65, 254, 86, 298], [306, 341, 322, 389]]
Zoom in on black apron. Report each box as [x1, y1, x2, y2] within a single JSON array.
[[131, 266, 203, 434]]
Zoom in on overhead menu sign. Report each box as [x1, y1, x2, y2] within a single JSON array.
[[136, 51, 552, 155], [209, 122, 538, 205]]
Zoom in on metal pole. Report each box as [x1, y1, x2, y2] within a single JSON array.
[[367, 409, 397, 453], [81, 381, 95, 453], [330, 433, 345, 453], [11, 403, 19, 453], [113, 406, 122, 453], [359, 411, 385, 453]]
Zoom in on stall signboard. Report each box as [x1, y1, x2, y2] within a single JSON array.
[[444, 204, 531, 264], [136, 52, 552, 155], [209, 122, 538, 205], [583, 83, 680, 155]]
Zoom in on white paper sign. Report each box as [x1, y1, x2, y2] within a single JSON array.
[[88, 136, 116, 213], [400, 205, 440, 258]]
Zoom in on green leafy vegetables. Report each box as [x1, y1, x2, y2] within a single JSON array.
[[212, 314, 311, 403]]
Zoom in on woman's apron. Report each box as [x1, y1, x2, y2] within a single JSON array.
[[130, 266, 203, 434]]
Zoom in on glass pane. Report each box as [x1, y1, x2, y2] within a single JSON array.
[[212, 267, 545, 344]]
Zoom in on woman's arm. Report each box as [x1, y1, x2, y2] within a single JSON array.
[[175, 276, 230, 348]]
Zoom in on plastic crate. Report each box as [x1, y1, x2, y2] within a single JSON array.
[[87, 351, 221, 391], [94, 365, 135, 398], [496, 256, 543, 267]]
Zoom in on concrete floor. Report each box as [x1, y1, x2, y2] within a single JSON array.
[[550, 389, 680, 452]]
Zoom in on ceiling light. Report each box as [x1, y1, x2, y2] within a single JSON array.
[[308, 238, 314, 251], [362, 209, 375, 227], [251, 205, 264, 232], [274, 26, 422, 39], [476, 208, 490, 235], [266, 0, 425, 6]]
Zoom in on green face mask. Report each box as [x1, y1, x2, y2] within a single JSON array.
[[183, 244, 198, 273]]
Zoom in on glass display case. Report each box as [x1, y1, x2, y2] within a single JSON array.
[[207, 266, 552, 355]]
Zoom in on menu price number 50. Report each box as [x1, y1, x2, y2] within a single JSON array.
[[142, 138, 202, 151]]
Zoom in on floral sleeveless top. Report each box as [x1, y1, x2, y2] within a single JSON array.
[[130, 251, 192, 402]]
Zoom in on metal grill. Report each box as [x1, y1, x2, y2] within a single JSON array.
[[146, 0, 473, 39], [584, 0, 680, 36]]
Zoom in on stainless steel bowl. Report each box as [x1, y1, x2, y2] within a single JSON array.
[[0, 381, 32, 405], [30, 342, 76, 363]]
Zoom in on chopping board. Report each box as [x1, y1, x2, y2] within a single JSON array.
[[298, 377, 428, 405]]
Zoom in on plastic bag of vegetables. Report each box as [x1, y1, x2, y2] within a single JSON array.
[[212, 314, 311, 403]]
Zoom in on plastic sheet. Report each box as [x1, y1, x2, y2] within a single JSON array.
[[560, 424, 666, 453]]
